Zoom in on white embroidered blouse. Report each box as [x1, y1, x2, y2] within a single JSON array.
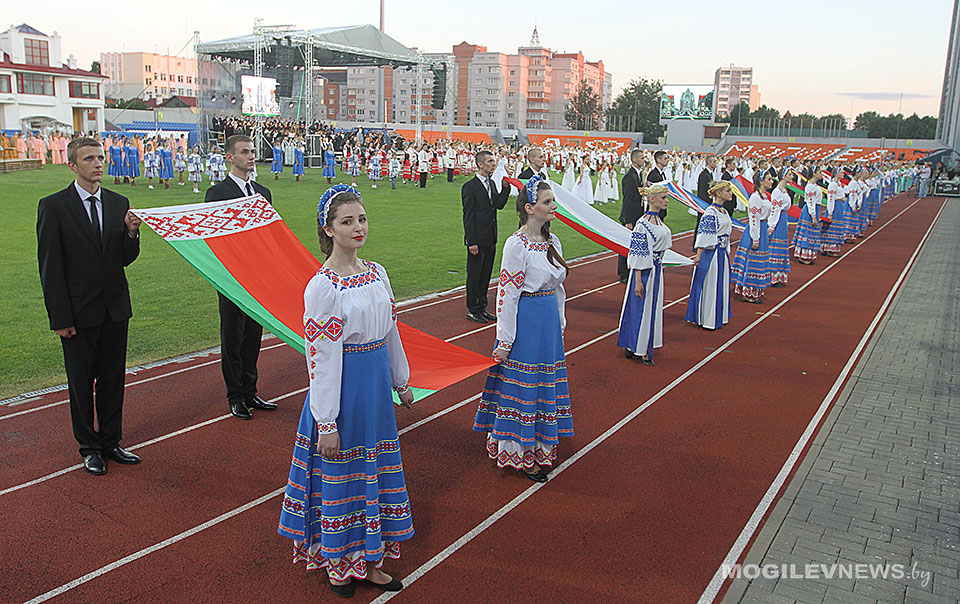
[[302, 260, 410, 435], [803, 182, 822, 218], [769, 187, 791, 231], [628, 214, 673, 271], [747, 192, 773, 241], [495, 230, 568, 351], [695, 204, 733, 250]]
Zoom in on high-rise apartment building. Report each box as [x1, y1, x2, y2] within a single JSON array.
[[100, 51, 197, 101], [937, 0, 960, 151], [714, 65, 758, 117]]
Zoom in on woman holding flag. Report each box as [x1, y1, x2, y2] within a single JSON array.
[[618, 185, 674, 364], [473, 176, 572, 484], [685, 181, 734, 330], [731, 172, 773, 303], [768, 172, 792, 286], [793, 173, 822, 264], [278, 185, 413, 597]]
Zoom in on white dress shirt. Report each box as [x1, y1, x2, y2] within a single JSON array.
[[73, 181, 103, 231], [228, 171, 255, 196]]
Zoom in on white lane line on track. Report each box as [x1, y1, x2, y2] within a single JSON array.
[[0, 389, 308, 498], [697, 197, 946, 604], [367, 196, 927, 603]]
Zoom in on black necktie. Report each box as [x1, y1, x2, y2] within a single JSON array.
[[484, 177, 491, 200], [245, 182, 253, 196], [88, 197, 102, 245]]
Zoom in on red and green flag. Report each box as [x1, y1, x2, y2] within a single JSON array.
[[133, 196, 494, 403]]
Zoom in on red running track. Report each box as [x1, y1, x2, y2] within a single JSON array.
[[0, 193, 942, 604]]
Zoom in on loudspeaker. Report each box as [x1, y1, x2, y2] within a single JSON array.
[[276, 44, 296, 98]]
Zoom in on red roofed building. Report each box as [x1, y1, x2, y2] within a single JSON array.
[[0, 23, 105, 133]]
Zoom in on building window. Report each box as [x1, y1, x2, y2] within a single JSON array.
[[24, 39, 50, 66], [69, 81, 100, 98], [178, 75, 184, 83], [145, 78, 151, 85], [187, 77, 192, 84], [16, 72, 55, 95], [0, 75, 10, 93], [146, 65, 152, 73]]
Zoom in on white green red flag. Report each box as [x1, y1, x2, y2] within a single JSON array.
[[132, 195, 494, 403]]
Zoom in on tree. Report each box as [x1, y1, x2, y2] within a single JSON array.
[[751, 105, 781, 120], [605, 77, 663, 137], [855, 111, 881, 132], [90, 60, 101, 74], [564, 80, 603, 130]]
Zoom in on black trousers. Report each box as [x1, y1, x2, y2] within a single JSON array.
[[419, 172, 427, 188], [447, 168, 454, 182], [60, 317, 129, 455], [466, 245, 496, 314], [618, 219, 631, 281], [693, 212, 702, 251], [218, 293, 262, 404]]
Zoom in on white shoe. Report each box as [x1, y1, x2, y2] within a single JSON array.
[[372, 184, 377, 189], [148, 185, 154, 189]]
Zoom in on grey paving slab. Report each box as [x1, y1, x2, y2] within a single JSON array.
[[723, 199, 960, 604]]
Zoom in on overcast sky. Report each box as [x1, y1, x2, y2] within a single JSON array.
[[13, 0, 952, 120]]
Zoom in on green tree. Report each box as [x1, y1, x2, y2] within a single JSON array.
[[90, 60, 101, 74], [605, 77, 663, 137], [855, 111, 881, 133], [564, 80, 603, 130], [751, 105, 781, 120]]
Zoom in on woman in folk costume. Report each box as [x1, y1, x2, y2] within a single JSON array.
[[841, 173, 858, 243], [793, 173, 822, 264], [473, 177, 572, 483], [685, 180, 734, 330], [160, 141, 174, 189], [594, 161, 612, 204], [108, 138, 124, 184], [15, 134, 27, 160], [143, 142, 160, 189], [618, 185, 673, 365], [731, 171, 773, 303], [211, 147, 226, 183], [847, 173, 865, 239], [322, 143, 336, 185], [187, 145, 204, 193], [271, 141, 284, 179], [367, 151, 382, 188], [125, 138, 140, 186], [174, 145, 187, 186], [430, 150, 440, 176], [388, 152, 401, 189], [866, 170, 882, 224], [401, 148, 412, 183], [293, 141, 305, 182], [768, 172, 793, 287], [561, 158, 576, 192], [278, 186, 413, 598], [608, 163, 619, 201], [341, 144, 351, 173], [347, 151, 361, 187], [573, 163, 594, 204], [822, 173, 847, 257], [380, 148, 390, 182]]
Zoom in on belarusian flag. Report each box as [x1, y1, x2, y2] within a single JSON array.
[[132, 195, 493, 403]]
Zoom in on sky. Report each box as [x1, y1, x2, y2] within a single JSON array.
[[12, 0, 953, 122]]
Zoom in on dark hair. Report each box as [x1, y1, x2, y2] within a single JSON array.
[[753, 170, 765, 191], [724, 157, 736, 168], [516, 181, 569, 273], [225, 134, 253, 155], [654, 150, 666, 162], [630, 149, 642, 162], [475, 150, 493, 166], [316, 192, 363, 257], [67, 137, 101, 164]]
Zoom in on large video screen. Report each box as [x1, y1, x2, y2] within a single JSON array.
[[241, 75, 280, 117], [660, 84, 714, 120]]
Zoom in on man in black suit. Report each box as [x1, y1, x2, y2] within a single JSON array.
[[518, 147, 548, 180], [37, 137, 143, 475], [645, 150, 669, 220], [720, 158, 739, 215], [462, 150, 510, 323], [693, 155, 718, 250], [205, 135, 278, 420], [618, 149, 646, 283]]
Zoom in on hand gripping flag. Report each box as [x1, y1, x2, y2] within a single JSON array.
[[132, 196, 494, 403], [502, 176, 692, 266]]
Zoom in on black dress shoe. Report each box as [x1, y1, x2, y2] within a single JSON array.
[[640, 356, 655, 366], [328, 580, 354, 598], [624, 348, 636, 359], [363, 576, 403, 592], [522, 468, 549, 483], [619, 277, 628, 284], [105, 446, 141, 464], [245, 395, 278, 411], [465, 311, 488, 324], [229, 400, 253, 420], [479, 309, 497, 322], [83, 452, 107, 475]]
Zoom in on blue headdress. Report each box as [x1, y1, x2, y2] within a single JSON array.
[[318, 184, 361, 227], [525, 175, 545, 206]]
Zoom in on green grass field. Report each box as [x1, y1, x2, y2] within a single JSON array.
[[1, 163, 701, 399]]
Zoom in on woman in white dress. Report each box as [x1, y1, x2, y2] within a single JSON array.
[[594, 161, 612, 204], [473, 177, 572, 482], [617, 185, 673, 365], [685, 181, 734, 329], [573, 164, 594, 204], [608, 164, 619, 202], [561, 159, 576, 191], [278, 186, 414, 598]]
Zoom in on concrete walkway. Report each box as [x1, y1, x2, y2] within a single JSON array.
[[722, 198, 960, 604]]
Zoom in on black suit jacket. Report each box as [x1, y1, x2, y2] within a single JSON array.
[[646, 167, 668, 218], [462, 175, 509, 248], [518, 167, 548, 180], [720, 169, 738, 215], [37, 184, 140, 330], [697, 168, 713, 202], [619, 167, 644, 226], [204, 175, 273, 204]]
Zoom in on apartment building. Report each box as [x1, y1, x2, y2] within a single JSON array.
[[100, 51, 197, 101], [714, 65, 759, 117]]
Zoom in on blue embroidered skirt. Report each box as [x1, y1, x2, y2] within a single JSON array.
[[271, 152, 283, 173], [278, 340, 413, 579], [685, 239, 731, 330], [822, 204, 846, 251], [618, 256, 664, 357], [792, 206, 820, 260], [768, 217, 790, 283], [473, 291, 573, 469], [732, 221, 771, 294], [323, 157, 336, 178]]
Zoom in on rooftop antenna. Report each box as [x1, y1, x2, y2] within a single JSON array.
[[530, 22, 540, 46]]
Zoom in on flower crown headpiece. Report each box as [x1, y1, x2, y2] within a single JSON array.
[[525, 175, 545, 206], [318, 184, 361, 227]]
